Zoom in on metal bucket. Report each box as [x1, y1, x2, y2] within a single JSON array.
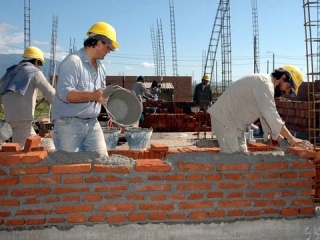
[[102, 127, 121, 150], [103, 85, 142, 127], [124, 127, 153, 150]]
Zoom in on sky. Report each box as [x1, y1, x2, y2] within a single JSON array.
[[0, 0, 307, 84]]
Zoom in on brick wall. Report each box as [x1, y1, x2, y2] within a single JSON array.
[[0, 139, 317, 230], [105, 76, 192, 102]]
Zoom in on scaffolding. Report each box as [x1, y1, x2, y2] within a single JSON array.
[[203, 0, 231, 93], [49, 15, 58, 87], [24, 0, 31, 49], [150, 25, 158, 76], [169, 0, 178, 76], [303, 0, 320, 147], [251, 0, 260, 73], [157, 18, 166, 78]]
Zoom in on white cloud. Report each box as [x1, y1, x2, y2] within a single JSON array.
[[125, 66, 133, 70], [0, 23, 24, 54], [141, 62, 154, 69], [33, 40, 49, 45]]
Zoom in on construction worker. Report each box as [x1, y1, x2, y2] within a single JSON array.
[[193, 74, 213, 109], [149, 80, 161, 101], [131, 76, 153, 102], [51, 21, 118, 155], [207, 65, 309, 153], [0, 46, 55, 148]]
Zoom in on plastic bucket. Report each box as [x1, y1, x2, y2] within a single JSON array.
[[102, 127, 121, 150], [124, 127, 153, 150], [103, 87, 142, 127]]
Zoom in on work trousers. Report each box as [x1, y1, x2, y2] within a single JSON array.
[[52, 117, 108, 156], [9, 120, 36, 149], [211, 116, 247, 153]]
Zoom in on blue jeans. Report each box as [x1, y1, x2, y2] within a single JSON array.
[[52, 117, 107, 155]]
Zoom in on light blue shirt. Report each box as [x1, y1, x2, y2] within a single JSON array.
[[51, 48, 106, 121]]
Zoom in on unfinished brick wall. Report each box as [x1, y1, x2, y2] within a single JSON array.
[[105, 76, 192, 102], [0, 142, 317, 230]]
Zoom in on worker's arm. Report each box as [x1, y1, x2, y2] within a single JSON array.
[[66, 88, 108, 104], [279, 125, 303, 147]]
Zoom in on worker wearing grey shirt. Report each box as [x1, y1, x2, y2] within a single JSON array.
[[131, 76, 153, 102], [0, 46, 55, 149], [207, 65, 308, 153], [51, 21, 119, 155]]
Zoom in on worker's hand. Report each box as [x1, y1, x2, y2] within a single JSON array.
[[289, 137, 312, 149], [94, 88, 109, 104]]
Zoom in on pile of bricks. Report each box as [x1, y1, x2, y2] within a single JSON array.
[[275, 99, 309, 135]]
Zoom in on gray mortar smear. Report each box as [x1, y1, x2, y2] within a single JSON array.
[[45, 151, 135, 168]]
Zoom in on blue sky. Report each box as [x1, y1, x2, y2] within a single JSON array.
[[0, 0, 306, 84]]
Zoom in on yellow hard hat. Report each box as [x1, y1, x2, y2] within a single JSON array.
[[202, 74, 210, 81], [87, 21, 119, 50], [23, 46, 45, 65], [279, 65, 303, 96]]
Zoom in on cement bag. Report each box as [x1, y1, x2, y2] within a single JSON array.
[[0, 119, 12, 141], [103, 85, 142, 127]]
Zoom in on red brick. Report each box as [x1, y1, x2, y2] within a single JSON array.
[[99, 203, 135, 211], [94, 185, 127, 192], [126, 194, 144, 200], [53, 186, 89, 194], [10, 166, 50, 175], [253, 181, 286, 189], [137, 184, 170, 192], [0, 177, 19, 186], [219, 200, 251, 208], [84, 193, 102, 202], [94, 164, 131, 173], [228, 210, 244, 217], [280, 208, 298, 216], [0, 199, 19, 206], [217, 164, 250, 171], [178, 163, 213, 171], [48, 217, 65, 223], [23, 135, 42, 152], [87, 214, 106, 222], [67, 214, 86, 223], [52, 164, 91, 174], [64, 176, 83, 184], [135, 159, 172, 172], [149, 212, 167, 220], [21, 176, 40, 184], [255, 162, 288, 170], [287, 147, 316, 159], [168, 213, 185, 219], [16, 209, 51, 215], [166, 174, 184, 181], [5, 219, 25, 226], [107, 215, 126, 223], [56, 204, 93, 214], [0, 152, 21, 165], [1, 143, 20, 152], [11, 188, 51, 196], [24, 198, 40, 204], [26, 218, 46, 225], [209, 210, 225, 218], [128, 213, 146, 221], [21, 151, 47, 164]]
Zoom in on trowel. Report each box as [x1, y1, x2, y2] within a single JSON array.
[[102, 84, 115, 98]]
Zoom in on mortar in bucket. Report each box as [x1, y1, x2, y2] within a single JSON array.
[[103, 85, 142, 127], [124, 127, 153, 150], [102, 127, 121, 150]]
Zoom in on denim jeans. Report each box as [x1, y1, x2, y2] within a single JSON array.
[[52, 117, 108, 155]]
